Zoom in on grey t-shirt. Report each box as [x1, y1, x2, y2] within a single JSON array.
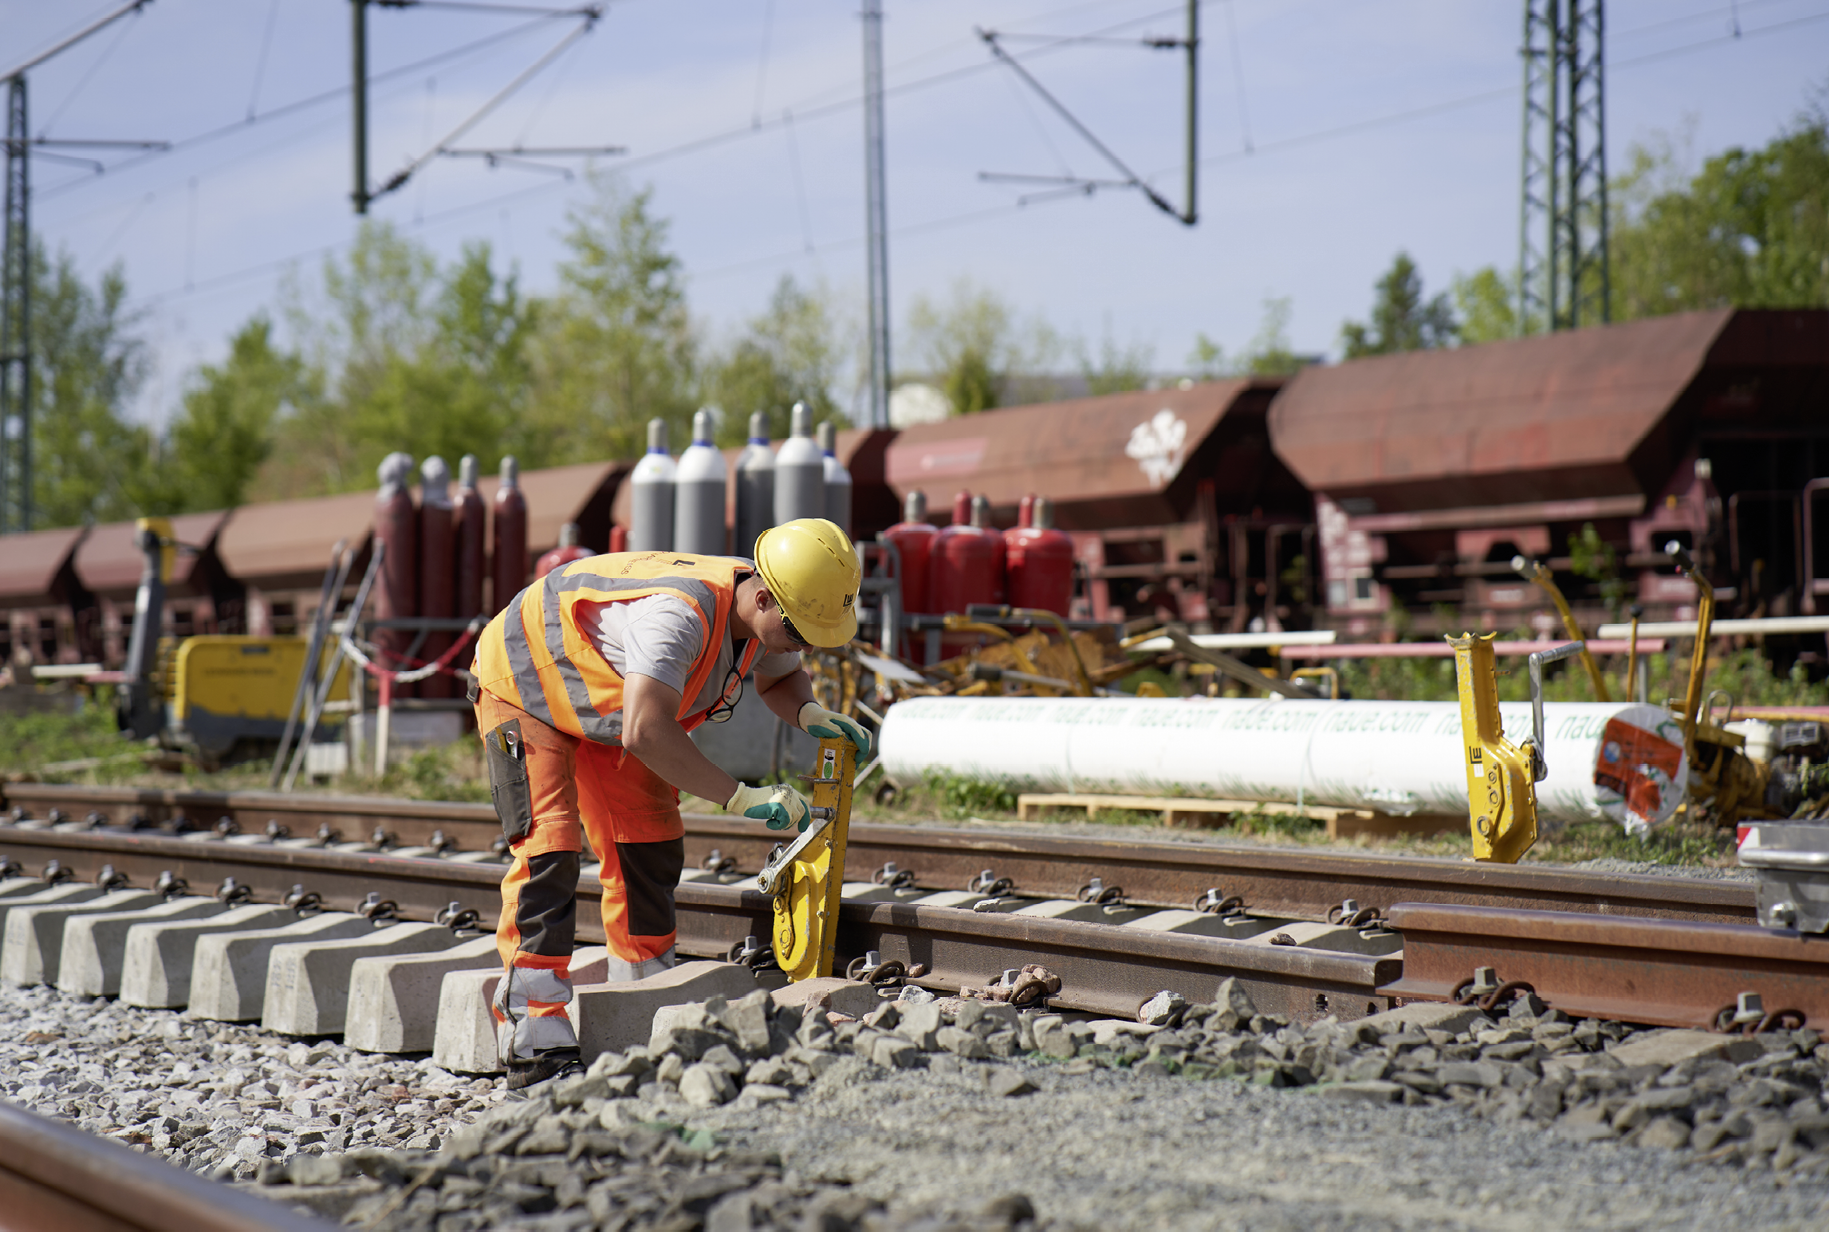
[[575, 562, 800, 719]]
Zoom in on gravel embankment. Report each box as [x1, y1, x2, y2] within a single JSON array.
[[6, 968, 1826, 1230], [241, 984, 1829, 1231], [0, 982, 507, 1177]]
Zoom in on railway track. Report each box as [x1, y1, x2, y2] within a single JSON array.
[[0, 1093, 311, 1230], [4, 782, 1828, 1231], [0, 781, 1821, 1037], [1, 781, 1761, 921]]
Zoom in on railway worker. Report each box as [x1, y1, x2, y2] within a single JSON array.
[[468, 517, 871, 1087]]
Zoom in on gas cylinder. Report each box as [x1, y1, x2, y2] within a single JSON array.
[[773, 401, 825, 525], [373, 452, 419, 679], [928, 494, 1003, 617], [1004, 496, 1075, 615], [491, 455, 528, 615], [534, 522, 595, 579], [882, 490, 937, 616], [734, 411, 774, 559], [818, 420, 853, 535], [675, 409, 728, 555], [417, 456, 456, 698], [628, 417, 677, 552], [609, 525, 628, 553], [950, 491, 971, 527], [971, 495, 1007, 605], [455, 454, 487, 620], [1018, 493, 1036, 528]]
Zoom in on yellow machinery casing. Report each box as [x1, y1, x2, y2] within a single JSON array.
[[770, 738, 856, 982], [170, 636, 352, 758], [1448, 633, 1540, 863]]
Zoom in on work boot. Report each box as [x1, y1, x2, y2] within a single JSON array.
[[506, 1050, 583, 1091]]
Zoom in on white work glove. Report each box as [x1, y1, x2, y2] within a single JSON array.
[[726, 782, 813, 832], [798, 702, 872, 761]]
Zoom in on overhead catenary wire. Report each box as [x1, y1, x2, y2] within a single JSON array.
[[36, 9, 581, 202], [119, 1, 1829, 313], [245, 0, 283, 122], [33, 3, 145, 137], [368, 8, 602, 204]]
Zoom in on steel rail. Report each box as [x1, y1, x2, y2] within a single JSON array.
[[5, 824, 1823, 1032], [1380, 903, 1829, 1029], [0, 825, 1385, 1024], [2, 783, 1758, 924], [0, 1096, 315, 1231]]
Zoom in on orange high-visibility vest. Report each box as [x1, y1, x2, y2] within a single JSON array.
[[472, 552, 761, 744]]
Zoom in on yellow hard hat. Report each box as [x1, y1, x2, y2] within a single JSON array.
[[753, 518, 860, 647]]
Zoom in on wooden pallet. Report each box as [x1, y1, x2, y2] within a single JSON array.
[[1013, 792, 1466, 841]]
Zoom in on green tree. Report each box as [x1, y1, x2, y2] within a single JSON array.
[[141, 315, 303, 513], [1610, 113, 1829, 319], [27, 244, 152, 527], [1340, 252, 1458, 357], [270, 221, 439, 495], [1186, 296, 1304, 380], [535, 173, 697, 460], [351, 241, 539, 470], [703, 274, 844, 443], [1079, 319, 1154, 396], [905, 278, 1059, 414], [1450, 267, 1532, 344]]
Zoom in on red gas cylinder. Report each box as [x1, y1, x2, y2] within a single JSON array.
[[454, 454, 488, 621], [950, 490, 972, 527], [1005, 496, 1075, 615], [418, 457, 457, 699], [882, 490, 938, 616], [970, 494, 1007, 606], [1017, 493, 1036, 528], [534, 523, 595, 579], [608, 524, 628, 554], [373, 452, 420, 683], [491, 456, 528, 616], [928, 496, 1003, 617]]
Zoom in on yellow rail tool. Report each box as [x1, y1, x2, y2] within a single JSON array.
[[1665, 542, 1767, 828], [1511, 556, 1610, 701], [1448, 632, 1584, 863], [755, 737, 857, 983]]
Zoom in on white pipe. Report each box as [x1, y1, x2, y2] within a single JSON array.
[[1130, 630, 1337, 652], [1596, 616, 1829, 639], [879, 696, 1688, 831]]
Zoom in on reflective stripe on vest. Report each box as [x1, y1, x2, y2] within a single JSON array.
[[472, 553, 762, 744]]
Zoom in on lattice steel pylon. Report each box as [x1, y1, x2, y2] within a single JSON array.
[[0, 75, 28, 534], [1518, 0, 1609, 335]]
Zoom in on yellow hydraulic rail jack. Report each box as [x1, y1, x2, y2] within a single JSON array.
[[755, 737, 857, 983], [1448, 632, 1585, 863]]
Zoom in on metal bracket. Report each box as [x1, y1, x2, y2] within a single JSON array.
[[753, 807, 836, 896], [1526, 641, 1587, 781]]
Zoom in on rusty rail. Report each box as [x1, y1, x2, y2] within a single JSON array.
[[1381, 903, 1829, 1030], [0, 824, 1387, 1024], [1, 783, 1756, 924], [0, 1096, 315, 1231]]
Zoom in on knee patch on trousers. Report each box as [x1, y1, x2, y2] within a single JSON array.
[[513, 850, 580, 959], [616, 837, 683, 938]]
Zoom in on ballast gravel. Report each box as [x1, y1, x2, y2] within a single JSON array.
[[7, 974, 1829, 1229]]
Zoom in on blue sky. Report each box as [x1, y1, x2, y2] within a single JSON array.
[[8, 0, 1827, 426]]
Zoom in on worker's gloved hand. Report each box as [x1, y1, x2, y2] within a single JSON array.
[[725, 782, 813, 832], [798, 702, 871, 761]]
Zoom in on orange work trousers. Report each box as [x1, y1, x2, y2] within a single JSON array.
[[474, 690, 685, 1063]]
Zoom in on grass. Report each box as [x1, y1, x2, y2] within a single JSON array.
[[0, 695, 149, 781], [7, 635, 1802, 875]]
